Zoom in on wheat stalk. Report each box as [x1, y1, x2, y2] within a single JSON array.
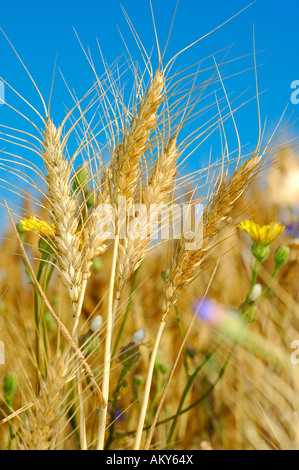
[[96, 234, 119, 450]]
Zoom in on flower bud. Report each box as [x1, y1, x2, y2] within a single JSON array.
[[242, 305, 258, 323], [251, 242, 271, 262], [159, 363, 170, 375], [4, 372, 18, 401], [274, 246, 290, 267], [133, 375, 145, 386], [250, 284, 262, 302], [79, 331, 100, 355], [132, 329, 145, 345], [90, 315, 103, 333], [119, 343, 141, 370], [16, 222, 25, 235]]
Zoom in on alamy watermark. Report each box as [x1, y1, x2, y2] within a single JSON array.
[[290, 340, 299, 365], [94, 198, 204, 250], [0, 341, 5, 365], [0, 80, 4, 106], [291, 80, 299, 105]]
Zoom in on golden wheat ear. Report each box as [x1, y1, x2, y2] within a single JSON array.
[[165, 153, 263, 307], [18, 358, 67, 450], [112, 69, 165, 205], [42, 117, 85, 309]]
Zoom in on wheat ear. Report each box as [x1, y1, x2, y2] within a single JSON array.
[[113, 69, 165, 289], [18, 359, 66, 450], [43, 116, 83, 310], [113, 69, 164, 205], [116, 133, 179, 286], [43, 118, 93, 447], [165, 154, 262, 307]]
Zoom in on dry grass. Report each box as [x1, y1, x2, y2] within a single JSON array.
[[1, 160, 299, 450]]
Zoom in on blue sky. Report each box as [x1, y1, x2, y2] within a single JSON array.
[[0, 0, 298, 227]]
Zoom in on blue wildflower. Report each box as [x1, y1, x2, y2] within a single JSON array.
[[193, 298, 222, 324], [285, 222, 299, 238]]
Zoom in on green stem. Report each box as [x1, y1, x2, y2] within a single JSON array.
[[34, 259, 46, 390], [244, 258, 261, 306], [146, 368, 160, 426], [40, 259, 55, 374], [6, 397, 14, 450], [251, 265, 280, 308], [166, 341, 223, 446], [34, 254, 50, 389], [174, 305, 189, 376]]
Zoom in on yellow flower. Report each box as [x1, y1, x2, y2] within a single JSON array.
[[20, 217, 55, 238], [239, 219, 285, 244]]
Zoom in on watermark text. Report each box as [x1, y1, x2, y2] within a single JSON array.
[[291, 80, 299, 105], [290, 340, 299, 365], [0, 80, 4, 106], [94, 199, 204, 250]]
